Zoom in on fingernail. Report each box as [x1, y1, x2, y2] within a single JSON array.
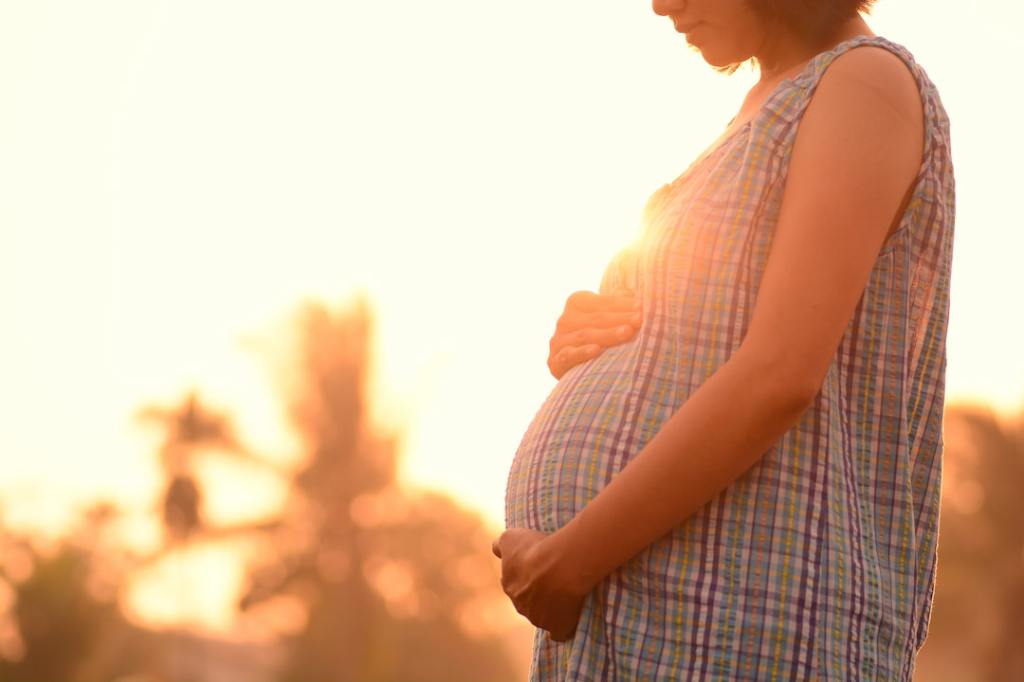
[[618, 325, 632, 335], [631, 313, 642, 324]]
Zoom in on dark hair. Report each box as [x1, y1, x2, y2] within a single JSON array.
[[748, 0, 877, 45], [715, 0, 878, 74]]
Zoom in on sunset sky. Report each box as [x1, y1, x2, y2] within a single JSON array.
[[2, 0, 1022, 633]]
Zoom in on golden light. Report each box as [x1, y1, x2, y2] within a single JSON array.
[[1, 0, 1022, 641]]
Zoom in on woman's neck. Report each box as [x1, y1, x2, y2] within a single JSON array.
[[755, 14, 875, 84]]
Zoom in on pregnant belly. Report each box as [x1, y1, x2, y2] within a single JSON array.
[[503, 346, 674, 533]]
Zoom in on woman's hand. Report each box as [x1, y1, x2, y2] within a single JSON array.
[[491, 528, 588, 642], [548, 290, 642, 380]]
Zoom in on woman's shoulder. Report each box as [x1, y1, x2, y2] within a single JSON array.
[[786, 45, 923, 208], [758, 35, 945, 148], [810, 39, 924, 140]]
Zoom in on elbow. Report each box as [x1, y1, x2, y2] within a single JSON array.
[[768, 370, 821, 422], [733, 342, 824, 418]]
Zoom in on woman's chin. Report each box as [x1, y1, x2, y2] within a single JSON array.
[[686, 39, 749, 69], [697, 48, 744, 69]]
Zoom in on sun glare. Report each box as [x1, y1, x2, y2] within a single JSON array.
[[1, 0, 1022, 637]]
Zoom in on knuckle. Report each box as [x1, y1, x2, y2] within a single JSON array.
[[558, 310, 582, 333], [549, 355, 564, 379], [566, 289, 589, 306], [566, 290, 595, 312], [605, 311, 630, 326]]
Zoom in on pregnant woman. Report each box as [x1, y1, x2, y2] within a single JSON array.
[[493, 1, 954, 680]]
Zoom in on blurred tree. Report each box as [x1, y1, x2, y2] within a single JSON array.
[[162, 473, 201, 541], [131, 297, 524, 680], [7, 292, 1019, 681], [0, 505, 158, 682], [139, 391, 240, 544], [0, 297, 526, 681], [233, 298, 523, 682], [916, 405, 1024, 682]]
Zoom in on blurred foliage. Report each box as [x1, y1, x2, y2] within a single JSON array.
[[0, 295, 1019, 680], [915, 406, 1024, 681], [0, 296, 522, 681], [0, 505, 159, 681], [138, 391, 243, 544], [232, 299, 521, 681]]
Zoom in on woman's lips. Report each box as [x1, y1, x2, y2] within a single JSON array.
[[677, 22, 705, 46], [673, 20, 702, 34]]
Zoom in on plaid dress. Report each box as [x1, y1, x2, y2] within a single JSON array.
[[503, 35, 954, 681]]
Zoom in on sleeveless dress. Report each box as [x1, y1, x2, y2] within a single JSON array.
[[503, 35, 955, 681]]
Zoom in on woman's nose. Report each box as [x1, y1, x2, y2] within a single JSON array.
[[652, 0, 687, 17]]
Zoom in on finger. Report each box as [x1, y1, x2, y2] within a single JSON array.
[[566, 291, 641, 314], [564, 290, 603, 313], [556, 307, 642, 340], [579, 311, 643, 330], [551, 344, 603, 379], [554, 326, 638, 354], [555, 346, 594, 379], [600, 293, 643, 313], [547, 624, 578, 643], [549, 601, 585, 642], [491, 537, 501, 558], [558, 310, 642, 334]]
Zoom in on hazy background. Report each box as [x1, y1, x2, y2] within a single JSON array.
[[1, 1, 1022, 680]]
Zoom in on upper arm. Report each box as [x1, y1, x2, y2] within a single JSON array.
[[739, 46, 924, 400]]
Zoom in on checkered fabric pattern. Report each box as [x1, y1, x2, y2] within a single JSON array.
[[503, 34, 955, 681]]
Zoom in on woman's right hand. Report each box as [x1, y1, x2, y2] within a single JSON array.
[[547, 290, 642, 380]]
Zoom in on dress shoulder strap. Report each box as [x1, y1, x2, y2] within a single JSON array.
[[758, 34, 951, 167]]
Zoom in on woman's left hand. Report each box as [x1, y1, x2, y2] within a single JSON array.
[[491, 528, 587, 642]]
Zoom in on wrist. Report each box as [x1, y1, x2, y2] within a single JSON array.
[[542, 522, 605, 597]]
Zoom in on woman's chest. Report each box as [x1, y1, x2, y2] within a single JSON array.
[[624, 143, 783, 293]]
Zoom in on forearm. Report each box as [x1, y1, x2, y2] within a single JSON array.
[[551, 344, 816, 594]]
